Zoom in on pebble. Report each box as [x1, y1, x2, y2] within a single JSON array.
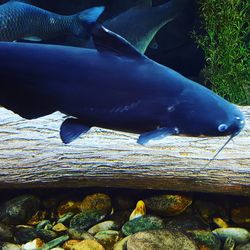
[[57, 201, 81, 217], [37, 235, 69, 250], [88, 220, 118, 234], [94, 230, 120, 249], [63, 240, 81, 250], [187, 229, 221, 250], [144, 194, 192, 217], [70, 239, 105, 250], [0, 222, 13, 241], [113, 236, 131, 250], [235, 242, 250, 250], [0, 190, 249, 250], [212, 227, 250, 244], [129, 200, 146, 221], [223, 237, 235, 250], [44, 224, 53, 231], [36, 220, 51, 230], [27, 211, 47, 226], [0, 195, 40, 225], [126, 230, 197, 250], [122, 215, 165, 236], [14, 226, 57, 244], [70, 211, 106, 232], [68, 229, 96, 241], [21, 238, 44, 250], [213, 217, 229, 228], [80, 193, 112, 216], [0, 242, 21, 250], [52, 223, 68, 232], [57, 213, 75, 226], [165, 212, 208, 231]]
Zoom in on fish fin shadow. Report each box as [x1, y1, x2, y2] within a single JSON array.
[[60, 118, 90, 144]]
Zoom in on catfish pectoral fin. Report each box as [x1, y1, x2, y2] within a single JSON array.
[[60, 118, 90, 144], [137, 127, 178, 145]]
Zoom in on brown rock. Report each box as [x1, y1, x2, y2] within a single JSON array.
[[71, 240, 105, 250], [80, 194, 112, 215], [52, 223, 68, 232], [27, 210, 47, 226], [94, 230, 121, 250], [63, 240, 81, 250], [144, 194, 192, 217], [127, 230, 197, 250], [57, 200, 81, 217]]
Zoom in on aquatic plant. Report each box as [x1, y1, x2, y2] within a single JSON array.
[[193, 0, 250, 105]]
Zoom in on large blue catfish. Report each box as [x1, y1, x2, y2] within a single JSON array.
[[0, 24, 245, 149]]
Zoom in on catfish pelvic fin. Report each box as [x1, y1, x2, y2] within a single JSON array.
[[137, 127, 178, 145], [60, 118, 90, 144], [92, 24, 146, 59]]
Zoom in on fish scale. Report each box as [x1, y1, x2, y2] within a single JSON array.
[[0, 1, 104, 41]]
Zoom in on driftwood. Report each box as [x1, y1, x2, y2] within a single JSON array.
[[0, 106, 249, 196]]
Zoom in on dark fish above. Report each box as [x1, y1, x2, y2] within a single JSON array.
[[0, 24, 245, 146], [88, 0, 188, 54], [0, 0, 104, 41]]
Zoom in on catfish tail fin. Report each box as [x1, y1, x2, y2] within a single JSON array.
[[72, 6, 105, 39]]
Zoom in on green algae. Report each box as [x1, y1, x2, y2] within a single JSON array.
[[193, 0, 250, 105]]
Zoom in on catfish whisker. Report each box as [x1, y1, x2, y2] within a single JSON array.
[[205, 134, 235, 166]]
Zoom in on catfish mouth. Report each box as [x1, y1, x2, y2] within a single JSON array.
[[223, 116, 245, 137], [197, 115, 245, 138]]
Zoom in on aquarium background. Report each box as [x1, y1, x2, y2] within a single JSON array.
[[0, 1, 249, 249]]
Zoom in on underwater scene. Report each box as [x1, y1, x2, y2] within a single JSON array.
[[0, 0, 249, 249]]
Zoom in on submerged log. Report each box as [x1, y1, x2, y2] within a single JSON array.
[[0, 106, 249, 195]]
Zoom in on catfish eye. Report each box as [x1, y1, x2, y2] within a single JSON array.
[[218, 124, 228, 132]]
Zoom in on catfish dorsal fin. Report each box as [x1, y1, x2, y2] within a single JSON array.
[[91, 24, 145, 59]]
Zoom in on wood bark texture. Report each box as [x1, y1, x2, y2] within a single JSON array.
[[0, 106, 249, 195]]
